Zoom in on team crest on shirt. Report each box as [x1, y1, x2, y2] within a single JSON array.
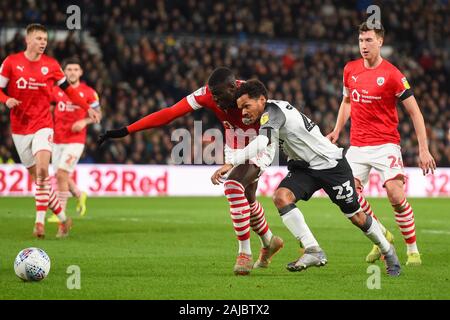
[[41, 66, 49, 75], [376, 77, 385, 86], [260, 112, 269, 125]]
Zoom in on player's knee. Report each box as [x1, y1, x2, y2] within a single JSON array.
[[245, 190, 256, 204], [223, 180, 244, 196], [349, 211, 369, 231], [56, 171, 67, 184], [386, 190, 404, 205], [385, 182, 404, 205], [273, 188, 295, 209], [36, 167, 48, 179]]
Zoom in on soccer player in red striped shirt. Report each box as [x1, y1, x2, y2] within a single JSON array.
[[327, 22, 436, 266], [0, 24, 100, 238]]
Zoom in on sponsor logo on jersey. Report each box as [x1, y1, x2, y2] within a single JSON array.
[[351, 89, 360, 102], [16, 65, 24, 72], [351, 75, 358, 82], [401, 77, 410, 89], [16, 77, 47, 90], [41, 66, 49, 75], [260, 112, 269, 125], [377, 77, 385, 86], [16, 77, 27, 89]]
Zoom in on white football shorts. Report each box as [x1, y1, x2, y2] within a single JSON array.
[[52, 143, 85, 173], [345, 143, 406, 190], [12, 128, 54, 168]]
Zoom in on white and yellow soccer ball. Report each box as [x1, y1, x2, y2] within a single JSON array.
[[14, 248, 51, 281]]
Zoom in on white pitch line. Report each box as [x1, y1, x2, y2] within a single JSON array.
[[422, 229, 450, 235]]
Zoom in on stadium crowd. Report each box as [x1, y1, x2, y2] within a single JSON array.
[[0, 0, 449, 166]]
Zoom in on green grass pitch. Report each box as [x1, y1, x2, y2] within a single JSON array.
[[0, 196, 449, 300]]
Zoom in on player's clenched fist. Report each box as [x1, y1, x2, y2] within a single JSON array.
[[5, 98, 21, 109], [211, 164, 233, 185], [326, 130, 339, 144], [97, 127, 129, 146], [87, 108, 100, 124]]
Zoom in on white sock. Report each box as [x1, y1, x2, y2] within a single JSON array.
[[57, 210, 67, 223], [36, 211, 46, 224], [365, 218, 391, 254], [239, 239, 252, 255], [407, 243, 419, 254], [281, 206, 319, 249]]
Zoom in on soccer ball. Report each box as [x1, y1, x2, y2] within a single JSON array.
[[14, 248, 51, 281]]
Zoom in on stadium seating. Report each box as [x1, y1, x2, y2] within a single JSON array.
[[0, 0, 448, 166]]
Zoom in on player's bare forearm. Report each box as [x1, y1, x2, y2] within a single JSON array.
[[402, 95, 437, 174], [403, 96, 429, 150], [334, 97, 351, 133], [327, 97, 350, 143]]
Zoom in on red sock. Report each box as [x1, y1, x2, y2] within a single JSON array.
[[393, 199, 417, 246], [358, 194, 378, 220], [35, 177, 50, 224], [224, 180, 251, 254], [48, 186, 62, 215], [249, 201, 269, 237]]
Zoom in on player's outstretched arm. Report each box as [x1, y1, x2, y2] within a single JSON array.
[[97, 98, 194, 146], [402, 96, 437, 175], [326, 96, 351, 143]]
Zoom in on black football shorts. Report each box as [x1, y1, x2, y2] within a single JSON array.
[[278, 158, 361, 217]]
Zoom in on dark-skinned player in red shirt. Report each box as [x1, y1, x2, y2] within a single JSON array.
[[98, 67, 283, 275]]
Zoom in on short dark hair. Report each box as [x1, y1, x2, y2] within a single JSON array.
[[207, 67, 235, 89], [26, 23, 47, 35], [235, 79, 268, 100], [62, 57, 82, 69], [359, 21, 385, 38]]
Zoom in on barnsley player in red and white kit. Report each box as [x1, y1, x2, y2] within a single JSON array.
[[49, 59, 101, 221], [99, 68, 284, 275], [0, 24, 100, 238], [327, 22, 436, 266]]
